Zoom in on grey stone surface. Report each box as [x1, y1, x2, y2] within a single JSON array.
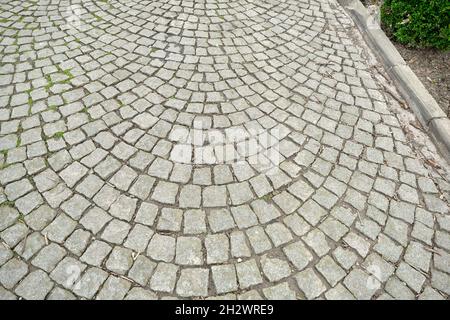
[[295, 268, 326, 299], [0, 258, 28, 289], [236, 259, 263, 289], [15, 270, 54, 300], [343, 269, 380, 300], [42, 214, 77, 243], [176, 268, 209, 297], [50, 257, 87, 289], [261, 255, 291, 282], [96, 276, 131, 300], [263, 282, 297, 300], [175, 236, 203, 266], [31, 243, 67, 272], [105, 246, 134, 275], [125, 287, 158, 300], [150, 263, 179, 293], [80, 240, 112, 267], [212, 264, 238, 294], [128, 255, 156, 286], [0, 0, 449, 300], [101, 219, 131, 244], [73, 267, 108, 299]]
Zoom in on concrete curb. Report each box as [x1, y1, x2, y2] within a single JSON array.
[[337, 0, 450, 161]]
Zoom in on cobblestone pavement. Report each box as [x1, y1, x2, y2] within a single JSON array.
[[0, 0, 449, 300]]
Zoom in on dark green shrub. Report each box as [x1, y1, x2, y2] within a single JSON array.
[[381, 0, 450, 50]]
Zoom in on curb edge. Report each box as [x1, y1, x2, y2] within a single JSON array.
[[337, 0, 450, 161]]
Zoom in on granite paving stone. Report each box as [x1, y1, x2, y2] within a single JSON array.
[[0, 0, 449, 300]]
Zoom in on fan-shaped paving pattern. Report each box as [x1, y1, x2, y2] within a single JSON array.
[[0, 0, 449, 300]]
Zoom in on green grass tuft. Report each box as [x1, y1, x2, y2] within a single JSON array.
[[52, 131, 65, 139], [0, 200, 15, 208]]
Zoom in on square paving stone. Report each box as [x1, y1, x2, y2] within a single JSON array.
[[61, 194, 90, 220], [109, 195, 137, 221], [246, 226, 272, 254], [79, 206, 112, 234], [0, 287, 16, 300], [208, 208, 236, 233], [373, 234, 404, 263], [96, 275, 132, 300], [128, 255, 156, 286], [0, 245, 13, 266], [361, 253, 395, 283], [15, 270, 54, 300], [80, 240, 112, 267], [124, 224, 154, 253], [105, 246, 134, 275], [211, 264, 238, 294], [227, 182, 254, 205], [205, 234, 229, 264], [385, 276, 415, 300], [403, 241, 432, 273], [183, 209, 207, 234], [134, 202, 159, 226], [283, 240, 313, 271], [176, 268, 209, 297], [149, 262, 179, 293], [230, 205, 258, 229], [14, 231, 45, 260], [73, 267, 108, 299], [157, 208, 183, 232], [250, 199, 281, 223], [202, 186, 227, 207], [1, 223, 29, 248], [175, 236, 203, 265], [101, 219, 131, 244], [343, 268, 380, 300], [59, 162, 88, 188], [303, 229, 330, 257], [260, 255, 291, 282], [262, 282, 297, 300], [265, 222, 293, 247], [147, 233, 176, 262], [283, 213, 311, 236], [0, 206, 19, 231], [151, 181, 179, 204], [236, 259, 263, 289], [343, 232, 371, 257], [230, 231, 252, 258], [31, 243, 67, 272], [125, 287, 158, 300], [396, 262, 426, 293], [431, 269, 450, 296], [50, 257, 87, 289], [325, 283, 355, 300], [75, 174, 104, 198], [295, 268, 326, 299], [64, 229, 91, 256], [129, 175, 155, 200], [0, 258, 28, 289], [297, 199, 328, 226], [315, 255, 346, 287], [42, 213, 77, 243]]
